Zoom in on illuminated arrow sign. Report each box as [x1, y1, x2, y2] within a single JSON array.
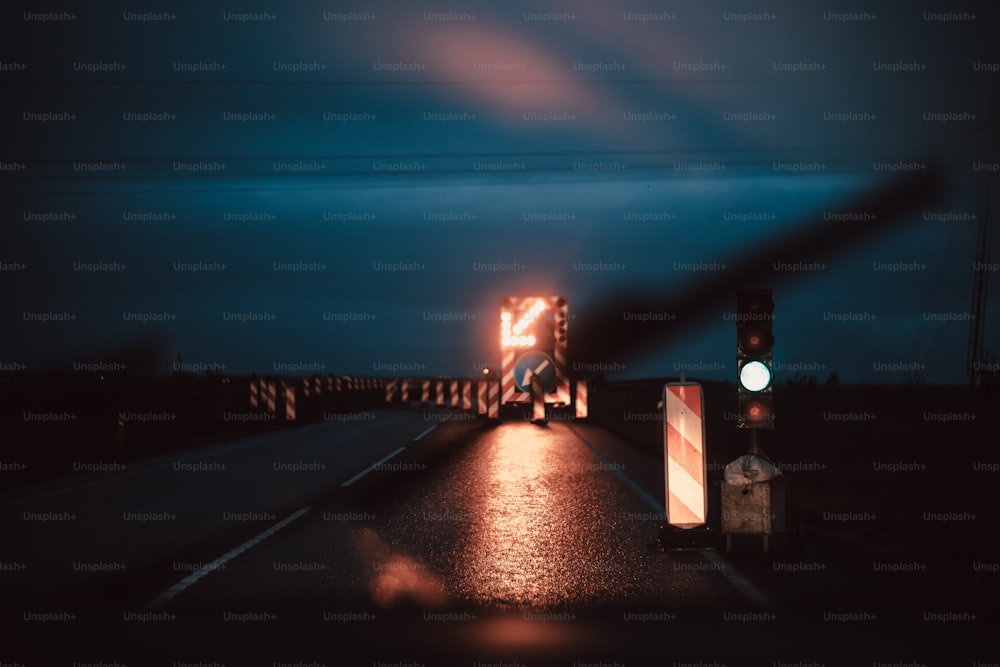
[[500, 295, 569, 406]]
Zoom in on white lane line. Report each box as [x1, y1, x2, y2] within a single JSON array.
[[340, 423, 435, 486], [147, 506, 313, 609], [565, 424, 666, 515], [564, 423, 773, 609], [701, 550, 772, 609], [340, 446, 406, 487], [413, 424, 437, 441]]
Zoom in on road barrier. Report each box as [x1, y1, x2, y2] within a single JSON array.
[[283, 381, 296, 421], [488, 380, 500, 419], [663, 382, 707, 529], [266, 380, 276, 414], [246, 373, 554, 424], [575, 379, 588, 419], [477, 380, 487, 415]]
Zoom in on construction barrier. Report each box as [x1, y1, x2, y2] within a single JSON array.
[[462, 380, 472, 411], [663, 382, 707, 529], [283, 382, 296, 421], [487, 379, 499, 419], [575, 379, 588, 419], [477, 380, 487, 415]]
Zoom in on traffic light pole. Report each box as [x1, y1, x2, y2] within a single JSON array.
[[747, 427, 776, 468]]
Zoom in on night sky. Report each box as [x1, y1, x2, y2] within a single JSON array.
[[2, 0, 998, 384]]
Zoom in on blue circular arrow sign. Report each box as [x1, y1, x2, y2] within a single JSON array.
[[514, 351, 556, 393]]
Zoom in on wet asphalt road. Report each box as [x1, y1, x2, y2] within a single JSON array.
[[0, 410, 434, 603], [2, 409, 994, 664]]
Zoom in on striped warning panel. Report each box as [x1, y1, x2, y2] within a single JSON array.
[[266, 380, 276, 414], [575, 379, 588, 419], [462, 380, 472, 411], [401, 378, 409, 402], [487, 380, 500, 419], [435, 380, 445, 407], [249, 380, 258, 410], [477, 380, 487, 415], [385, 379, 396, 403], [554, 340, 570, 405], [501, 348, 518, 404], [421, 379, 430, 404], [450, 379, 459, 408], [283, 382, 296, 421], [663, 382, 707, 529]]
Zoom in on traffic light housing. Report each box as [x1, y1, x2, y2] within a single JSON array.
[[736, 289, 774, 429]]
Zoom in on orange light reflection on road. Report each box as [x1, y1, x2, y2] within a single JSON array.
[[458, 422, 577, 609]]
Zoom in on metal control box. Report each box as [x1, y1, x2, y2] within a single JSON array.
[[720, 477, 786, 552]]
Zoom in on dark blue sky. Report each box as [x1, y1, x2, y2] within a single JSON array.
[[2, 0, 998, 383]]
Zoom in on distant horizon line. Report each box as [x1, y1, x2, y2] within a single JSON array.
[[0, 369, 982, 389]]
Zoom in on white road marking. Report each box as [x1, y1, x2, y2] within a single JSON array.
[[340, 446, 406, 487], [566, 424, 666, 515], [413, 425, 437, 441], [147, 506, 313, 609], [701, 550, 773, 609], [564, 423, 774, 609]]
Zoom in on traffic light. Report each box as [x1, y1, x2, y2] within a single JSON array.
[[736, 289, 774, 429], [500, 296, 570, 406]]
